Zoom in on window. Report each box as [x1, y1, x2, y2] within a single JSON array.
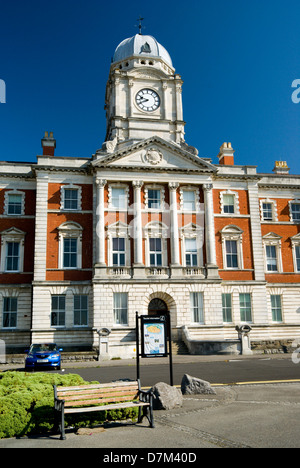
[[112, 238, 126, 267], [0, 227, 25, 273], [220, 191, 239, 215], [64, 189, 78, 210], [222, 293, 232, 323], [262, 233, 282, 273], [8, 194, 22, 215], [182, 191, 196, 211], [3, 297, 17, 328], [265, 245, 278, 272], [260, 199, 278, 222], [223, 194, 235, 214], [51, 296, 65, 327], [291, 234, 300, 273], [225, 240, 238, 269], [63, 238, 78, 269], [61, 185, 81, 211], [271, 295, 282, 323], [220, 225, 244, 270], [144, 221, 168, 268], [74, 295, 88, 327], [262, 203, 273, 221], [149, 238, 162, 267], [148, 189, 161, 210], [239, 293, 252, 322], [5, 242, 20, 272], [111, 188, 126, 210], [290, 202, 300, 222], [185, 238, 198, 266], [295, 246, 300, 272], [4, 191, 25, 216], [113, 293, 128, 325], [190, 292, 204, 324], [58, 222, 83, 270]]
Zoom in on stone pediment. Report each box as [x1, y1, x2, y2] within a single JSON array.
[[93, 137, 217, 173]]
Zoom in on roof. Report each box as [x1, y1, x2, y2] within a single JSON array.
[[113, 34, 173, 67]]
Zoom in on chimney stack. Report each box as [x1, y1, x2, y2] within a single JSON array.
[[41, 131, 56, 156], [218, 142, 235, 166], [273, 161, 290, 175]]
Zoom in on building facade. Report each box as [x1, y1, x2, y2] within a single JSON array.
[[1, 33, 300, 357]]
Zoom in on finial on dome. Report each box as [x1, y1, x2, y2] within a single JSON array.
[[136, 16, 145, 35]]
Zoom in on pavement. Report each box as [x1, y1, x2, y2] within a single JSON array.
[[1, 354, 300, 449]]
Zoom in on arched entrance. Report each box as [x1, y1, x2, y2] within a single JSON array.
[[148, 298, 169, 316]]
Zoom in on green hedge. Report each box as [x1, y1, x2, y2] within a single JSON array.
[[0, 371, 138, 439]]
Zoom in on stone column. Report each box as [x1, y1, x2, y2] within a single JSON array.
[[132, 181, 144, 274], [33, 172, 49, 281], [96, 179, 107, 267], [169, 182, 181, 277], [203, 184, 219, 279]]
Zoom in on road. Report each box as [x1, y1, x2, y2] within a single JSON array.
[[60, 355, 300, 387]]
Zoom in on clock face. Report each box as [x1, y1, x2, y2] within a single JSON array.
[[136, 89, 160, 112]]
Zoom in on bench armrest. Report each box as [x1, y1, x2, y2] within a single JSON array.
[[138, 388, 154, 404]]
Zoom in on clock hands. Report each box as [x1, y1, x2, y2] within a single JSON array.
[[138, 97, 149, 103]]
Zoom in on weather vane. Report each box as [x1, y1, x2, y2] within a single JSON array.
[[136, 16, 145, 35]]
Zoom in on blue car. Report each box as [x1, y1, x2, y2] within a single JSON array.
[[25, 343, 63, 371]]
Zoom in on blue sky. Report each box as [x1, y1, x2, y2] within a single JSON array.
[[0, 0, 300, 174]]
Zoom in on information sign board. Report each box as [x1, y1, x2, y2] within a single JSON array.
[[141, 315, 168, 358]]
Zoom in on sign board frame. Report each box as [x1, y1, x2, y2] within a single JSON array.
[[136, 312, 174, 386], [140, 315, 168, 358]]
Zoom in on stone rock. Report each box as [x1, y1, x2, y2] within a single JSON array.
[[151, 382, 183, 410], [181, 374, 216, 395]]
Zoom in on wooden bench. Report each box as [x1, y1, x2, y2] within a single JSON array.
[[53, 379, 154, 440]]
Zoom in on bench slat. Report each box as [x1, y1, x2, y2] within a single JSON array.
[[57, 386, 138, 398], [64, 394, 139, 407], [64, 401, 149, 414], [57, 381, 138, 392], [61, 391, 139, 403]]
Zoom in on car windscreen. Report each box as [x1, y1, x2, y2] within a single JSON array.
[[30, 344, 58, 353]]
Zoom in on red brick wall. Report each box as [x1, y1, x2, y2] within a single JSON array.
[[0, 188, 36, 284], [46, 184, 93, 281]]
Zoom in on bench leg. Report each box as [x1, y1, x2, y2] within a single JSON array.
[[60, 406, 66, 440], [149, 401, 155, 429], [138, 405, 155, 428], [138, 406, 143, 424]]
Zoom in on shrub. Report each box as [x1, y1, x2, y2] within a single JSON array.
[[0, 372, 138, 439]]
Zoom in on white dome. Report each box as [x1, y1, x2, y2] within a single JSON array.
[[113, 34, 173, 68]]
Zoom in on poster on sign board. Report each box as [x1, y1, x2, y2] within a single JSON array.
[[141, 315, 168, 358]]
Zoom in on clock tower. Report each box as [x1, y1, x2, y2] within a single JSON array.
[[103, 33, 186, 150]]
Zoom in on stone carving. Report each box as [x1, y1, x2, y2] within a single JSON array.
[[102, 137, 118, 154], [180, 139, 199, 156], [145, 148, 163, 165]]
